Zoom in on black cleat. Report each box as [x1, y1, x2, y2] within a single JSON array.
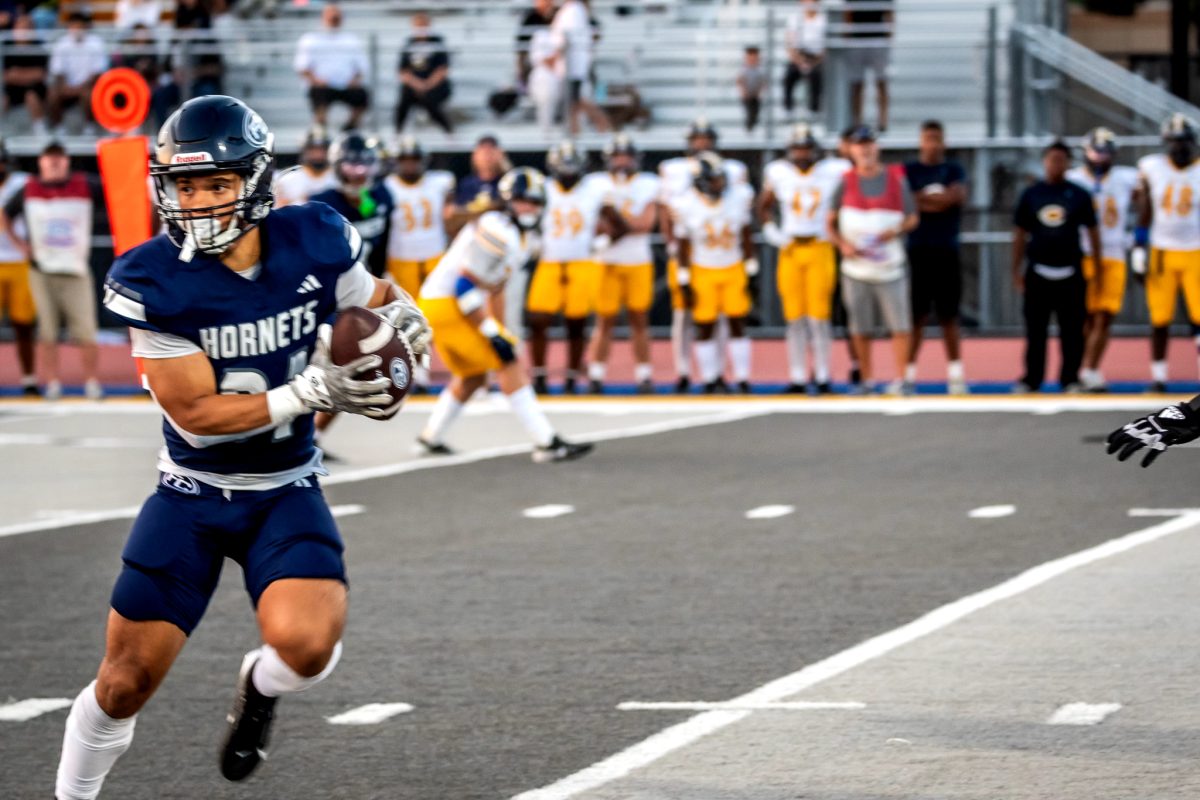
[[220, 652, 277, 782], [736, 380, 752, 394], [589, 379, 604, 395], [564, 376, 578, 395], [673, 376, 691, 394], [636, 379, 654, 395], [22, 384, 40, 397], [849, 365, 862, 386], [532, 435, 594, 463], [703, 379, 730, 395], [785, 382, 807, 395], [813, 381, 833, 395], [533, 374, 549, 395], [415, 436, 454, 456], [1148, 381, 1168, 394]]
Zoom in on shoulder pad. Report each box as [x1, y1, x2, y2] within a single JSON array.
[[271, 202, 363, 270], [103, 235, 186, 331]]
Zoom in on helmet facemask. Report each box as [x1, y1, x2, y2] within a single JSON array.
[[154, 154, 273, 257]]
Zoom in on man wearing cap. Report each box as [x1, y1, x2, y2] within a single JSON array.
[[0, 142, 106, 399], [46, 12, 108, 135], [826, 125, 917, 394]]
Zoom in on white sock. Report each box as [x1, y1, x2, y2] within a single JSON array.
[[1080, 367, 1099, 387], [421, 389, 463, 445], [634, 362, 653, 384], [670, 309, 692, 378], [251, 641, 342, 698], [807, 318, 832, 383], [947, 360, 964, 380], [588, 362, 606, 382], [20, 373, 36, 387], [1152, 360, 1169, 383], [716, 316, 731, 371], [904, 363, 918, 383], [785, 320, 808, 384], [729, 337, 752, 382], [507, 384, 555, 447], [694, 339, 720, 383], [56, 681, 136, 800]]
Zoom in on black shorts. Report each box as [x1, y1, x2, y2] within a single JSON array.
[[5, 82, 46, 107], [567, 79, 584, 103], [308, 85, 370, 111], [908, 244, 962, 323]]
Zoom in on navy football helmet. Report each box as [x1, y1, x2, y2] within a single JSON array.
[[498, 167, 547, 231], [151, 95, 275, 256], [329, 130, 384, 193]]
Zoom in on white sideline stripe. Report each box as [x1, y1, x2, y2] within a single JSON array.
[[1128, 508, 1200, 517], [330, 504, 366, 518], [0, 409, 768, 539], [618, 701, 865, 712], [523, 505, 576, 519], [1047, 702, 1122, 726], [0, 698, 73, 722], [968, 504, 1016, 519], [511, 510, 1200, 800], [326, 703, 414, 725], [744, 505, 795, 520], [0, 432, 157, 448]]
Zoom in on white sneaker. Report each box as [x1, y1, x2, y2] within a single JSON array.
[[84, 378, 104, 400], [45, 379, 62, 400], [884, 379, 913, 397], [947, 376, 968, 395]]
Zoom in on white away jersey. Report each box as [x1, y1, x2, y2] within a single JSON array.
[[658, 156, 749, 208], [763, 159, 842, 239], [1138, 153, 1200, 251], [1066, 165, 1138, 260], [273, 166, 339, 207], [673, 183, 754, 269], [385, 170, 455, 262], [421, 211, 529, 299], [0, 172, 29, 263], [540, 177, 606, 262], [588, 170, 660, 265]]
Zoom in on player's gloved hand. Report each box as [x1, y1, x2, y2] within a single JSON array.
[[289, 330, 393, 415], [1130, 246, 1148, 284], [375, 296, 433, 362], [1106, 402, 1200, 467], [591, 233, 613, 257], [761, 222, 789, 248], [480, 317, 518, 364]]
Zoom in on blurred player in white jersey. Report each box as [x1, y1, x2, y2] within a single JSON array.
[[385, 136, 454, 388], [658, 118, 748, 392], [1135, 114, 1200, 391], [759, 124, 840, 393], [675, 152, 757, 393], [0, 139, 35, 394], [586, 134, 660, 394], [527, 141, 622, 394], [1066, 128, 1140, 392], [272, 127, 338, 207], [416, 168, 592, 462]]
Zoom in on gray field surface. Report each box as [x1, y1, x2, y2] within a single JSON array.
[[2, 403, 1198, 799]]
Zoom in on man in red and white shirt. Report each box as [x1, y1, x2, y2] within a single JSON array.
[[827, 125, 917, 394], [0, 142, 105, 399]]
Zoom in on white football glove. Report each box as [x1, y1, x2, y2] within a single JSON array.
[[288, 328, 393, 415], [591, 233, 613, 256], [762, 222, 789, 248], [375, 296, 433, 363], [744, 257, 760, 278], [1131, 246, 1148, 276]]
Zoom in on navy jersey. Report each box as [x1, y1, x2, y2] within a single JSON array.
[[103, 202, 371, 482], [310, 183, 394, 278]]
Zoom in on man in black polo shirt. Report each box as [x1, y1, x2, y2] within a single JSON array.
[[396, 11, 453, 135], [905, 120, 968, 393], [1012, 140, 1102, 393]]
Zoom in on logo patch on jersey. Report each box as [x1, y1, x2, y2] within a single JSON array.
[[297, 274, 323, 294], [389, 356, 410, 391], [1037, 205, 1067, 227], [171, 152, 214, 165], [161, 472, 201, 495]]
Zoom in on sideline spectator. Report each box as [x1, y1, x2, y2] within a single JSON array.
[[0, 142, 105, 400], [516, 0, 556, 89], [0, 140, 36, 395], [114, 0, 163, 30], [115, 24, 165, 97], [827, 125, 917, 395], [173, 0, 209, 29], [396, 11, 453, 135], [528, 20, 564, 137], [47, 13, 107, 136], [737, 46, 765, 132], [845, 0, 892, 131], [3, 13, 49, 135], [551, 0, 609, 134], [904, 120, 968, 393], [294, 3, 370, 131], [152, 1, 225, 126], [1011, 140, 1100, 394], [453, 134, 510, 213], [783, 0, 825, 119]]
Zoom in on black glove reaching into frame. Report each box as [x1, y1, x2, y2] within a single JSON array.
[[1106, 403, 1200, 468]]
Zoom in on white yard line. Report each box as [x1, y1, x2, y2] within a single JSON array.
[[1046, 702, 1122, 726], [511, 510, 1200, 800], [968, 505, 1017, 519], [325, 703, 414, 725], [617, 701, 865, 712], [523, 505, 576, 519], [744, 505, 796, 520], [0, 698, 73, 722]]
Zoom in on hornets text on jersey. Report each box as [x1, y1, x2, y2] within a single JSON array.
[[103, 202, 375, 487]]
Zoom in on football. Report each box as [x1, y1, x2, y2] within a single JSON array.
[[329, 306, 415, 420]]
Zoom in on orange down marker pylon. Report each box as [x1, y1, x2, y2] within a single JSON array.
[[92, 68, 153, 256]]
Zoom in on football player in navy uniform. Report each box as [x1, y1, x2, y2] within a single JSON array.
[[53, 96, 431, 799], [310, 130, 394, 279]]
